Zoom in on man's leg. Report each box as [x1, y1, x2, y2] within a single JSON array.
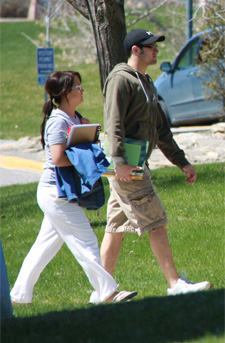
[[100, 232, 125, 276], [149, 225, 179, 288], [149, 225, 212, 294]]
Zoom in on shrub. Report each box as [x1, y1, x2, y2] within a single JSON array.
[[0, 0, 30, 18]]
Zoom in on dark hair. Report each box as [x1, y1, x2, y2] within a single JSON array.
[[40, 70, 82, 149], [126, 45, 143, 58]]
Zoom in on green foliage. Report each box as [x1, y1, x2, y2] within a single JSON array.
[[197, 3, 225, 111], [0, 0, 29, 18]]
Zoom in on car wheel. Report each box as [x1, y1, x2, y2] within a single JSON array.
[[159, 100, 171, 126]]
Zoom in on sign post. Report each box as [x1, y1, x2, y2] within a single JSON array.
[[37, 47, 55, 100]]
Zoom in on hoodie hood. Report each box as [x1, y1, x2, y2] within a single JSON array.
[[104, 63, 150, 103], [109, 62, 136, 76]]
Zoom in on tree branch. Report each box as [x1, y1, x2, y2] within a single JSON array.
[[66, 0, 90, 20], [127, 0, 169, 28], [201, 32, 225, 55]]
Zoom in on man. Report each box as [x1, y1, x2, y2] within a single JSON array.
[[90, 29, 211, 303]]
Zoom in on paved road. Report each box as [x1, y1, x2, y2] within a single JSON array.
[[0, 140, 43, 187], [0, 168, 42, 187], [0, 155, 43, 187]]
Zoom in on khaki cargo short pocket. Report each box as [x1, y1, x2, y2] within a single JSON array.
[[128, 187, 167, 228]]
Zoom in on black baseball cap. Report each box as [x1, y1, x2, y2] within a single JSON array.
[[124, 29, 165, 52]]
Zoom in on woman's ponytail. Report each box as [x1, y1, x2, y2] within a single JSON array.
[[40, 98, 55, 149]]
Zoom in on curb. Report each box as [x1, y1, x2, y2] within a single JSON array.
[[0, 155, 43, 172]]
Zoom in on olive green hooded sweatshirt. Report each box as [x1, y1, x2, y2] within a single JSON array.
[[103, 63, 189, 170]]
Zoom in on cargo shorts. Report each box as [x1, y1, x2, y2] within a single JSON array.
[[106, 165, 169, 236]]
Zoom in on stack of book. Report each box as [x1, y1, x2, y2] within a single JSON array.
[[103, 135, 148, 180]]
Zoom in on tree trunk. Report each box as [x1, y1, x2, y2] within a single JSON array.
[[67, 0, 127, 89]]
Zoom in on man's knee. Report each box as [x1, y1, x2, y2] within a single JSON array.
[[149, 225, 167, 236], [102, 232, 125, 247]]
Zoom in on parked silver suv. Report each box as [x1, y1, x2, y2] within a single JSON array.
[[154, 31, 224, 126]]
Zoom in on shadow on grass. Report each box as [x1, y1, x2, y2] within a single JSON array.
[[2, 289, 224, 343]]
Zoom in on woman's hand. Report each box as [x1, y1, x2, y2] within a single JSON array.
[[80, 117, 90, 124]]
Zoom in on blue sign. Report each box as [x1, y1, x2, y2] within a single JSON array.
[[37, 48, 55, 75], [37, 75, 47, 86]]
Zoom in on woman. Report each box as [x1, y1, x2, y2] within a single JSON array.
[[10, 71, 137, 304]]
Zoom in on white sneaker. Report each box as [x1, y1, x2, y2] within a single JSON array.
[[167, 278, 212, 296]]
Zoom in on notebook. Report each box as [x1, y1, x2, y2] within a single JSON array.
[[66, 124, 101, 147]]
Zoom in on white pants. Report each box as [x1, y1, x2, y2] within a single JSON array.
[[10, 184, 117, 303]]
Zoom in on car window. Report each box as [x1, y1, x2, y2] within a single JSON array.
[[176, 38, 200, 70]]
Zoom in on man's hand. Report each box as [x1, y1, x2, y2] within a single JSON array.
[[115, 164, 143, 181], [182, 164, 197, 184]]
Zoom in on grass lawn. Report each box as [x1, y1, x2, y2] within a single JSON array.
[[1, 163, 224, 342], [0, 21, 104, 139]]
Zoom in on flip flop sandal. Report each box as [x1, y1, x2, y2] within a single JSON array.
[[112, 290, 138, 303]]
